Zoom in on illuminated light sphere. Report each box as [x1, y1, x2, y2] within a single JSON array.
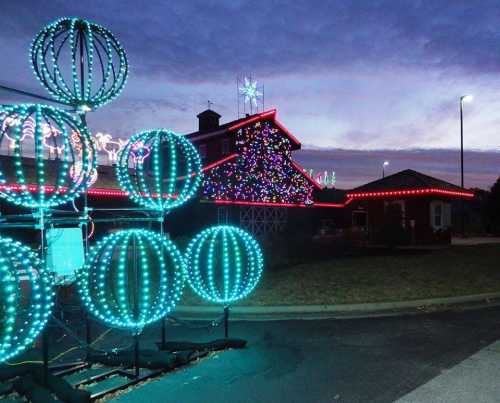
[[184, 225, 264, 304], [116, 129, 202, 212], [30, 17, 128, 110], [77, 229, 185, 333], [0, 237, 54, 363], [0, 104, 96, 209]]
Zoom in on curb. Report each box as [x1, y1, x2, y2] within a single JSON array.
[[174, 292, 500, 321]]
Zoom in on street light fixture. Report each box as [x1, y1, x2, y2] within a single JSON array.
[[459, 94, 473, 237], [382, 161, 389, 178]]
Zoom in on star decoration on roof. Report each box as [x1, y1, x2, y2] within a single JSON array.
[[239, 77, 262, 107]]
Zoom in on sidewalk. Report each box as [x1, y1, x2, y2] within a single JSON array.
[[176, 292, 500, 321], [452, 236, 500, 246], [396, 340, 500, 403]]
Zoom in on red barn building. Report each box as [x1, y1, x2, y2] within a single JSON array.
[[0, 108, 475, 245]]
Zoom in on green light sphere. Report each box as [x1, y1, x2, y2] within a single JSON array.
[[77, 229, 185, 334], [0, 237, 54, 363], [0, 104, 96, 209], [116, 129, 202, 212], [31, 17, 128, 110], [184, 225, 264, 305]]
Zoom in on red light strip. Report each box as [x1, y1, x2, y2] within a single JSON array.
[[0, 184, 177, 199], [346, 188, 474, 199], [201, 153, 238, 172], [227, 109, 302, 148], [228, 109, 276, 132], [273, 118, 301, 146], [214, 198, 349, 208], [291, 161, 323, 190]]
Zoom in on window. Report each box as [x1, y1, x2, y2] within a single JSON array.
[[221, 138, 230, 155], [430, 201, 451, 230], [434, 203, 442, 227], [198, 144, 207, 160], [352, 210, 368, 229]]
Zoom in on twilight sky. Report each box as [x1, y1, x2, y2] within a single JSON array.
[[0, 0, 499, 189]]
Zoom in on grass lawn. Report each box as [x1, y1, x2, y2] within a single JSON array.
[[180, 244, 500, 306]]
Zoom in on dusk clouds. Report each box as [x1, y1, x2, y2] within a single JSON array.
[[0, 1, 499, 188]]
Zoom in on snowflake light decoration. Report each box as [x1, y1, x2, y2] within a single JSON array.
[[239, 77, 262, 107]]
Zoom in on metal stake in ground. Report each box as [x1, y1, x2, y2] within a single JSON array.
[[39, 208, 49, 387], [224, 306, 230, 339], [133, 235, 140, 379]]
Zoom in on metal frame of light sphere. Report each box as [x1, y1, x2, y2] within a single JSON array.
[[30, 17, 128, 111], [77, 229, 185, 334], [116, 129, 202, 213], [0, 104, 96, 209], [184, 225, 264, 304], [0, 237, 54, 363]]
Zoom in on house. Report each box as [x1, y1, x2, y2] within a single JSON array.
[[344, 169, 474, 244]]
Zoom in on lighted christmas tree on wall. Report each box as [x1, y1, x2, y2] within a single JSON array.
[[202, 120, 314, 204]]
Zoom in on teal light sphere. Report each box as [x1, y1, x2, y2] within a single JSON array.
[[31, 17, 128, 110], [0, 104, 96, 209], [116, 129, 202, 212], [184, 225, 264, 305], [77, 229, 185, 334], [0, 237, 54, 363]]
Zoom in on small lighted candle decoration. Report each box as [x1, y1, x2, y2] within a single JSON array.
[[116, 129, 202, 212], [31, 17, 128, 111], [0, 237, 54, 363], [184, 225, 264, 337], [77, 229, 185, 334], [0, 104, 96, 209]]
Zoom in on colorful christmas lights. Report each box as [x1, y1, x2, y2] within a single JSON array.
[[116, 129, 202, 212], [203, 121, 314, 204], [0, 237, 54, 363], [77, 229, 185, 334], [184, 225, 264, 304], [0, 104, 96, 209], [31, 17, 128, 110]]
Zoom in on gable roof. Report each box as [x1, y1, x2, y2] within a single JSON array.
[[187, 109, 301, 150], [347, 169, 474, 199]]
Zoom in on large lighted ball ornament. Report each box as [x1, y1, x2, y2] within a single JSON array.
[[184, 225, 264, 304], [0, 237, 54, 363], [116, 129, 202, 212], [0, 104, 96, 209], [31, 17, 128, 111], [77, 229, 185, 333]]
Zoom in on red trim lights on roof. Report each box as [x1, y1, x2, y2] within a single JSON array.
[[227, 109, 301, 147], [0, 184, 177, 199], [201, 153, 238, 172], [347, 188, 474, 199], [214, 198, 351, 208], [291, 161, 323, 190]]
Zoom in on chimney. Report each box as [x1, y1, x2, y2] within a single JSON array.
[[197, 109, 221, 133]]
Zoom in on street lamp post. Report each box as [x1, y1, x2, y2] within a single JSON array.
[[459, 94, 473, 236], [382, 161, 389, 178]]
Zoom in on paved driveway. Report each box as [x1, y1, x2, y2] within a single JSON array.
[[111, 306, 500, 403]]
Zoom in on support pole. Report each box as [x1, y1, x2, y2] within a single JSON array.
[[224, 306, 230, 339], [42, 329, 49, 386], [83, 192, 92, 362], [134, 334, 140, 379], [133, 236, 140, 379], [85, 313, 91, 362], [460, 98, 465, 237], [39, 209, 49, 386], [160, 217, 167, 350]]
